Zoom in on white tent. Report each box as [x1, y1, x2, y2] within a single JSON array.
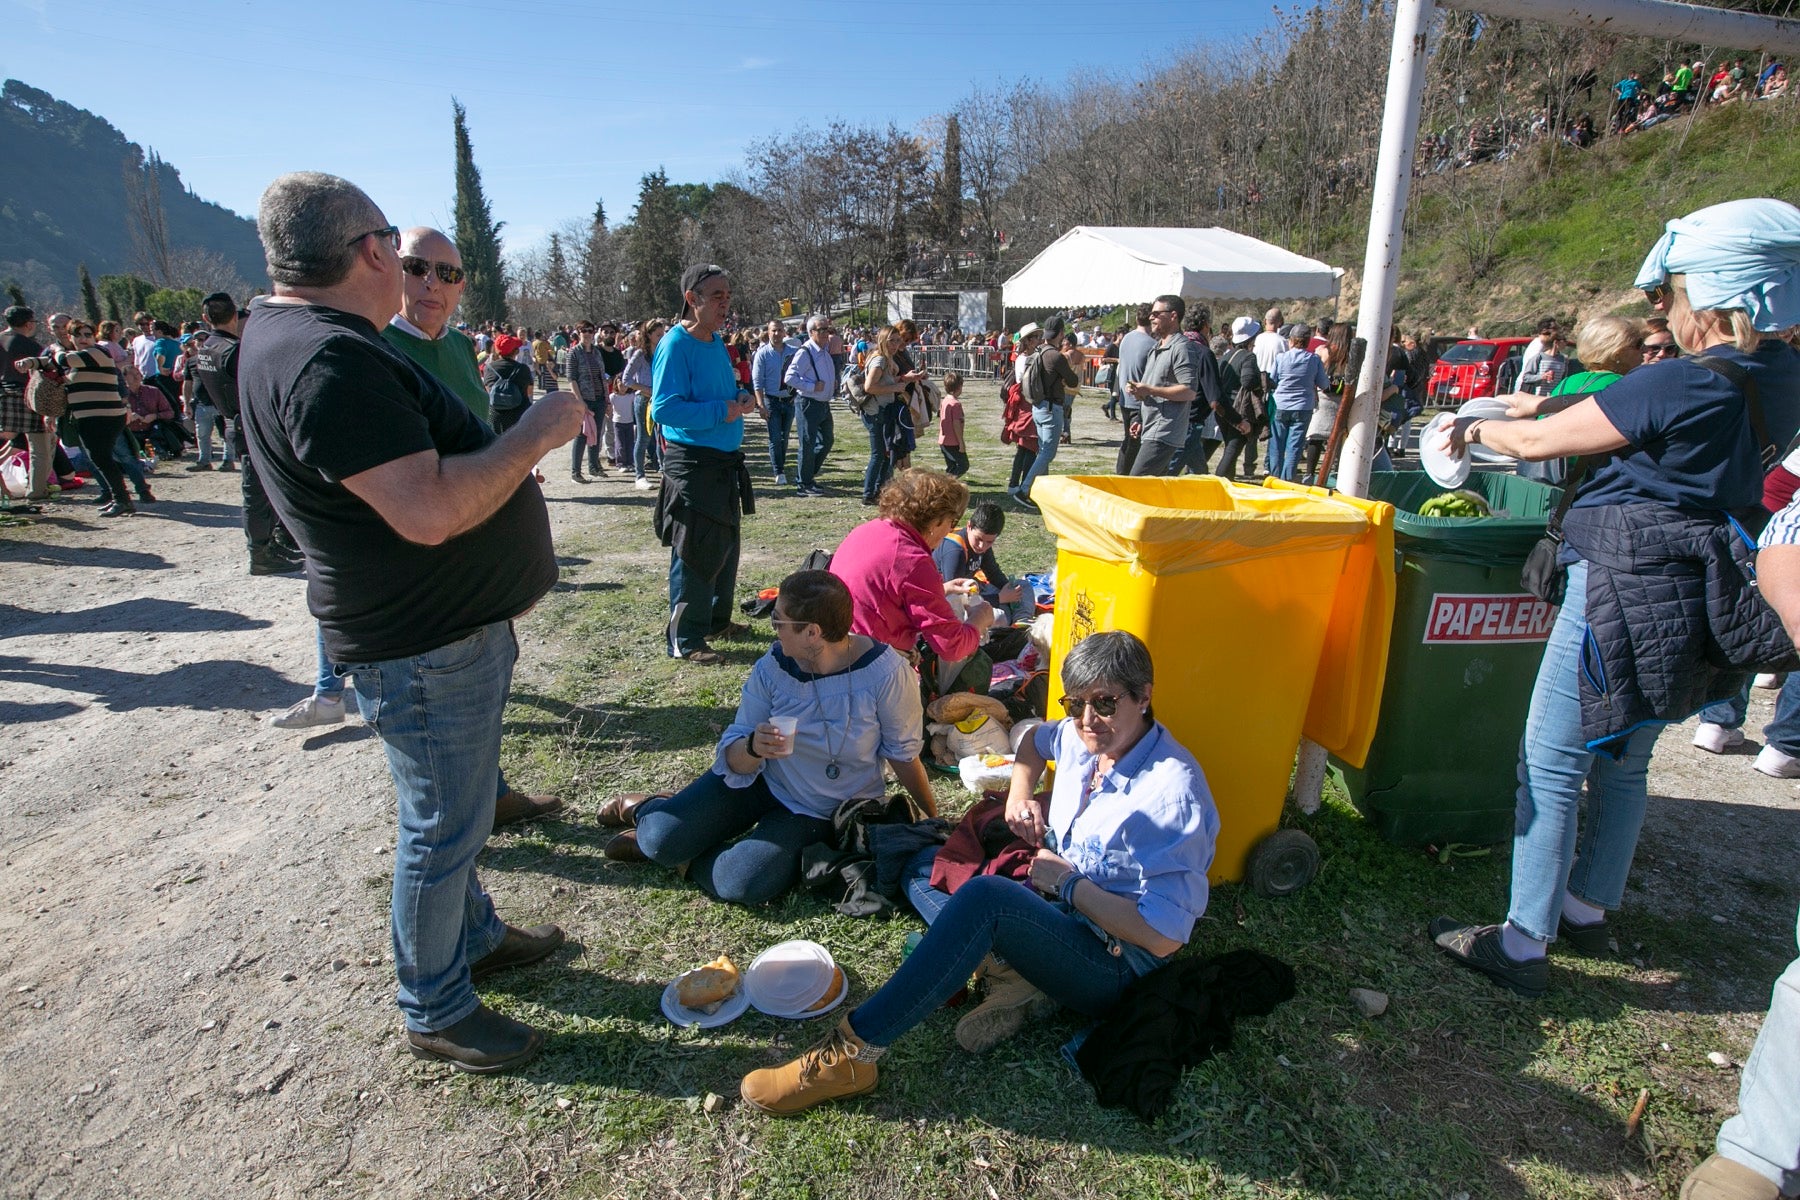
[[1000, 225, 1341, 310]]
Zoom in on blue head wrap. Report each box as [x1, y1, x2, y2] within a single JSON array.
[[1634, 198, 1800, 332]]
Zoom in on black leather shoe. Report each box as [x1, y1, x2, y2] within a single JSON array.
[[470, 923, 566, 982], [249, 547, 305, 576], [405, 1004, 544, 1073], [1558, 914, 1613, 956]]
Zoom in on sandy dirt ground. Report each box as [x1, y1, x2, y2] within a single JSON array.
[[2, 461, 1796, 1199]]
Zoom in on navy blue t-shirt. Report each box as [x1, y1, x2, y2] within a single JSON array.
[[1746, 337, 1800, 455], [1575, 348, 1765, 513]]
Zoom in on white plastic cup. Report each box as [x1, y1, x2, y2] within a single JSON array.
[[767, 715, 798, 757]]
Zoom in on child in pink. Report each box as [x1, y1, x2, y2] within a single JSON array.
[[937, 370, 968, 477]]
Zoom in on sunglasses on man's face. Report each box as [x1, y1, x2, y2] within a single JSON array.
[[1643, 340, 1679, 358], [401, 256, 466, 286]]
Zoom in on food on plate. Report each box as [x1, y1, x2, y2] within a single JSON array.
[[674, 954, 740, 1012], [980, 753, 1010, 767], [805, 966, 846, 1012]]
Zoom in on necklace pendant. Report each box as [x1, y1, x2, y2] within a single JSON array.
[[825, 762, 841, 781]]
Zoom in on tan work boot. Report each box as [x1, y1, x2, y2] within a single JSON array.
[[740, 1016, 884, 1115], [955, 956, 1056, 1054], [1681, 1155, 1781, 1200]]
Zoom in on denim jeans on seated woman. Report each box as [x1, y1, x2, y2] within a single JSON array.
[[345, 620, 515, 1033], [634, 771, 831, 906], [850, 873, 1148, 1047], [1506, 559, 1663, 942]]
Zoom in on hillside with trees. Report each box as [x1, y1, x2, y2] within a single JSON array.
[[0, 79, 267, 311]]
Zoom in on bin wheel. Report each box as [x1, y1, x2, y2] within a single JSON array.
[[1247, 829, 1320, 898]]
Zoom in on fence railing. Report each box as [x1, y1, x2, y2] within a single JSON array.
[[915, 344, 1006, 381]]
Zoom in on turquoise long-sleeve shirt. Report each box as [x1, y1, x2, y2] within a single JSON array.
[[651, 324, 744, 451]]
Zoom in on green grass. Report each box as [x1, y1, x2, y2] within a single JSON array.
[[395, 384, 1784, 1198]]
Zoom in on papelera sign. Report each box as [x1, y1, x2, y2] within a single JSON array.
[[1423, 593, 1556, 644]]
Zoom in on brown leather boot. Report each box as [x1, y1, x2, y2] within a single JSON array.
[[954, 956, 1056, 1053], [596, 792, 662, 828], [492, 790, 563, 831], [740, 1016, 884, 1115]]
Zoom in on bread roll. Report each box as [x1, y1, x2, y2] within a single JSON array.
[[805, 966, 845, 1013], [675, 954, 740, 1011]]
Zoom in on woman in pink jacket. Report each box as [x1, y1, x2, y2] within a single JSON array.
[[830, 468, 995, 664]]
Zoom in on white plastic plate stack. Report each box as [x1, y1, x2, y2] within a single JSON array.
[[744, 940, 845, 1019]]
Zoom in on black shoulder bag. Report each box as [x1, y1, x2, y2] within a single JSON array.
[[1519, 457, 1590, 606]]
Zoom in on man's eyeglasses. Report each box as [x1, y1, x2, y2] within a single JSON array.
[[401, 256, 466, 286], [348, 224, 400, 251], [1059, 693, 1124, 718], [1643, 340, 1679, 358]]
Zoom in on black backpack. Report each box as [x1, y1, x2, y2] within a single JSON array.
[[487, 365, 529, 412]]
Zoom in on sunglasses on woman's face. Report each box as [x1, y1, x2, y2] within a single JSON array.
[[400, 256, 466, 286], [1060, 693, 1123, 719], [1643, 340, 1678, 358]]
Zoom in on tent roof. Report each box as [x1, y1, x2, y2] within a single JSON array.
[[1001, 226, 1341, 309]]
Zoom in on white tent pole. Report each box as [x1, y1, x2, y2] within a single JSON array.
[[1294, 0, 1434, 816]]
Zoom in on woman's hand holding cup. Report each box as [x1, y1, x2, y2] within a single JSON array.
[[762, 715, 798, 758]]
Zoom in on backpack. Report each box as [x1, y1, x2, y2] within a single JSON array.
[[842, 359, 881, 417], [1019, 347, 1049, 407], [487, 365, 529, 412]]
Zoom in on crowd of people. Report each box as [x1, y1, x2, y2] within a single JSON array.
[[8, 166, 1800, 1196]]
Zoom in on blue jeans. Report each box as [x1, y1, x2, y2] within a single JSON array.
[[764, 397, 794, 477], [667, 538, 740, 656], [860, 404, 900, 501], [635, 771, 830, 905], [797, 398, 834, 489], [1507, 561, 1662, 941], [633, 395, 658, 476], [571, 400, 606, 473], [1700, 675, 1800, 754], [111, 433, 149, 495], [849, 874, 1143, 1047], [1717, 903, 1800, 1194], [1270, 411, 1309, 481], [1019, 404, 1063, 500], [346, 621, 514, 1033], [192, 402, 237, 466]]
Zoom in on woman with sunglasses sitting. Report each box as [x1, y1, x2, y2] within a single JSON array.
[[739, 630, 1219, 1116], [596, 569, 935, 904]]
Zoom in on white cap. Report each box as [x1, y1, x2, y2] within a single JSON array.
[[1230, 316, 1261, 344]]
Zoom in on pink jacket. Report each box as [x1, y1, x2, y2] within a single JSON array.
[[831, 517, 980, 661]]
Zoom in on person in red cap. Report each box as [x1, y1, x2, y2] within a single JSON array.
[[483, 333, 536, 433]]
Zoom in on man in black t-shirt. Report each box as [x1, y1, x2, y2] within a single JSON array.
[[240, 171, 585, 1075]]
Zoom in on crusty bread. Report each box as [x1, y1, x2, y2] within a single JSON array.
[[675, 955, 740, 1010], [805, 966, 846, 1013]]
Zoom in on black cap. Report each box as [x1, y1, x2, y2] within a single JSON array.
[[677, 263, 729, 317]]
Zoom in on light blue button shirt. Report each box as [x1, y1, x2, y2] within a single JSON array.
[[1031, 716, 1219, 945]]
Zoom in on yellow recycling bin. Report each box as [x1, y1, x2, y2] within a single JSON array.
[[1032, 476, 1395, 895]]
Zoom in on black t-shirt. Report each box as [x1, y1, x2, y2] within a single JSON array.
[[1, 329, 42, 390], [599, 343, 625, 377], [192, 329, 240, 417], [237, 299, 556, 663]]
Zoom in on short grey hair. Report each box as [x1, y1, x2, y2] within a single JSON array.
[[1061, 630, 1154, 699], [806, 313, 829, 333], [257, 171, 386, 288]]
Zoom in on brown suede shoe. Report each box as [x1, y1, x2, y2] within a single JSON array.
[[596, 792, 663, 828], [604, 829, 649, 862], [1682, 1155, 1781, 1200], [493, 790, 563, 832], [954, 956, 1057, 1053], [406, 1004, 544, 1074], [740, 1017, 884, 1115], [469, 923, 566, 983]]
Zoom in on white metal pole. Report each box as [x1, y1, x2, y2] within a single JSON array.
[[1294, 0, 1436, 816]]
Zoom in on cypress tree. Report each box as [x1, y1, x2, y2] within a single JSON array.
[[936, 114, 963, 246], [451, 99, 508, 324], [78, 263, 101, 323], [625, 169, 684, 317]]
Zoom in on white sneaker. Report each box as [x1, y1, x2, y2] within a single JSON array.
[[1692, 722, 1746, 753], [1754, 672, 1783, 690], [634, 476, 653, 491], [270, 694, 347, 729], [775, 472, 789, 486], [1753, 744, 1800, 778]]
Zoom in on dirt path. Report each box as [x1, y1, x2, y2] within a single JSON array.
[[3, 457, 1797, 1199]]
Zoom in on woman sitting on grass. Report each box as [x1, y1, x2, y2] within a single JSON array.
[[598, 570, 935, 904], [739, 630, 1219, 1115]]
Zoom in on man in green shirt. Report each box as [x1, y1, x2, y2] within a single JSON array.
[[381, 227, 490, 421]]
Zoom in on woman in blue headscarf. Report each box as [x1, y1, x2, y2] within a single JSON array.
[[1426, 198, 1800, 999]]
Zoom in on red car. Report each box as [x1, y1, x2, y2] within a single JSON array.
[[1427, 337, 1531, 405]]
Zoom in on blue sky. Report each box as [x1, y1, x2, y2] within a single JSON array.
[[3, 0, 1282, 260]]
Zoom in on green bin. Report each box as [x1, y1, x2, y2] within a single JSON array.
[[1333, 470, 1564, 846]]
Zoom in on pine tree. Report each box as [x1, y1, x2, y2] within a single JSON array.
[[935, 114, 964, 247], [451, 99, 508, 325], [77, 263, 101, 323], [625, 169, 685, 318], [545, 232, 572, 305]]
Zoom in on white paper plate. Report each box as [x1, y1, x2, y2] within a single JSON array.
[[660, 978, 751, 1028], [1456, 397, 1513, 420], [745, 940, 836, 1015], [764, 965, 849, 1021], [1418, 412, 1471, 488]]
